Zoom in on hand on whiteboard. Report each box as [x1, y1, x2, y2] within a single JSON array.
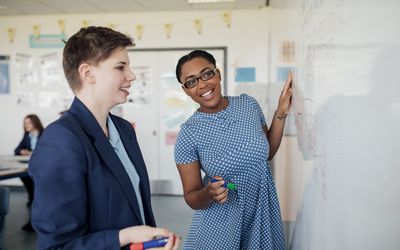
[[276, 71, 293, 117]]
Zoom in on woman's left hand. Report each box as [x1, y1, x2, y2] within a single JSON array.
[[20, 149, 32, 156], [276, 71, 293, 116]]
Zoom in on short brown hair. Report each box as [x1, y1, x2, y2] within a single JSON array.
[[62, 26, 135, 93]]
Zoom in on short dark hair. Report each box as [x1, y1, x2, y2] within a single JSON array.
[[62, 26, 135, 92], [175, 50, 216, 83], [24, 114, 44, 133]]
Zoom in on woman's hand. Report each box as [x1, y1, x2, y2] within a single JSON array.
[[207, 176, 228, 204], [119, 225, 180, 249], [20, 149, 32, 156], [276, 71, 293, 117], [156, 233, 180, 250]]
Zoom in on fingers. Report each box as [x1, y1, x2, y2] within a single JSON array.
[[151, 227, 170, 238], [282, 71, 293, 94], [214, 189, 228, 203], [208, 175, 229, 203], [212, 175, 223, 181], [172, 235, 181, 250], [276, 72, 293, 115], [161, 233, 174, 249], [209, 175, 224, 190], [162, 233, 181, 250]]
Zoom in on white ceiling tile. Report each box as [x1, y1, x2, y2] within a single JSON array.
[[0, 0, 268, 16], [0, 0, 60, 15]]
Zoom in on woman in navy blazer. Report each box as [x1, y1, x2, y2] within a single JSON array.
[[29, 26, 179, 250], [14, 114, 44, 158], [15, 114, 44, 232]]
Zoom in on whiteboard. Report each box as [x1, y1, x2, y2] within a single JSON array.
[[269, 0, 400, 249]]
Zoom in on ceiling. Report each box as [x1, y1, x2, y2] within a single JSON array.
[[0, 0, 268, 16]]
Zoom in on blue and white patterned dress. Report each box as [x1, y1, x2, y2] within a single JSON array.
[[175, 94, 285, 250]]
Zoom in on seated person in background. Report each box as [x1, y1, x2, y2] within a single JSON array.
[[14, 114, 44, 232], [14, 114, 44, 206], [28, 26, 179, 249]]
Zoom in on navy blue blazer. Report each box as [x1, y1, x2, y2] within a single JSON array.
[[14, 131, 42, 155], [29, 97, 156, 250]]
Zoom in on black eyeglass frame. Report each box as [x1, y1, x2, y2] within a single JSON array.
[[182, 68, 218, 89]]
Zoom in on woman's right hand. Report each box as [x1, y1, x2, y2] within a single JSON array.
[[119, 225, 180, 249], [157, 233, 180, 250], [207, 176, 228, 204], [20, 149, 32, 156]]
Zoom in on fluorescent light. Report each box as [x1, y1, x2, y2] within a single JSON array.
[[188, 0, 235, 3]]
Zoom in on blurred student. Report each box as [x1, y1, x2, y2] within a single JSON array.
[[174, 50, 292, 249], [28, 26, 179, 249], [14, 114, 43, 232]]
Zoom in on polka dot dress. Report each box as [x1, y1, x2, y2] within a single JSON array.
[[175, 94, 285, 250]]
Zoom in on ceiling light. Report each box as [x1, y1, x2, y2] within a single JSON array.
[[188, 0, 235, 3]]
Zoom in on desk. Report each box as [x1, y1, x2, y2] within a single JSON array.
[[0, 155, 29, 181]]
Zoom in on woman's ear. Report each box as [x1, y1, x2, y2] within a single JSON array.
[[78, 63, 95, 84], [216, 68, 222, 81]]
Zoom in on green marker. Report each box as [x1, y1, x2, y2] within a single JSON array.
[[211, 178, 237, 190]]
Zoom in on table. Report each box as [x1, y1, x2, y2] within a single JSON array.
[[0, 155, 29, 181]]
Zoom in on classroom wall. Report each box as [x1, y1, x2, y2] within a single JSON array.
[[0, 9, 276, 188], [0, 8, 270, 156], [2, 2, 399, 248]]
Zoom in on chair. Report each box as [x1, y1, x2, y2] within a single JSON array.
[[0, 186, 10, 250]]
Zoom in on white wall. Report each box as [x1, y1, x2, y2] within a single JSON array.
[[0, 9, 271, 155], [0, 9, 272, 187]]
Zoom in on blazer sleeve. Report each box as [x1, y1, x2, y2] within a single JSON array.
[[14, 133, 29, 155], [29, 123, 120, 250]]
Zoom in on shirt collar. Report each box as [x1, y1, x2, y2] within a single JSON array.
[[107, 116, 121, 148]]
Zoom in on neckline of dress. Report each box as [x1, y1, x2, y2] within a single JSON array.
[[194, 96, 232, 118]]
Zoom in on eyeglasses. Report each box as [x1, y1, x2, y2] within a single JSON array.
[[182, 68, 217, 89]]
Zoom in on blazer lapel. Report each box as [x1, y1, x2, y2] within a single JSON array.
[[110, 115, 153, 219], [69, 98, 144, 224]]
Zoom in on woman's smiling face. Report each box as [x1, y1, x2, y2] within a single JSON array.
[[179, 57, 224, 113], [90, 47, 136, 109]]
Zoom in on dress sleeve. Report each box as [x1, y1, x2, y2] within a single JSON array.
[[242, 94, 267, 126], [174, 125, 199, 164]]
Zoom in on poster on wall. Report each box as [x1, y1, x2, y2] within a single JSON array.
[[29, 34, 67, 49], [40, 52, 64, 87], [15, 53, 38, 106], [126, 66, 152, 106], [15, 53, 37, 86], [0, 55, 10, 94], [39, 52, 73, 110], [235, 67, 256, 83], [280, 40, 296, 63], [17, 91, 36, 106]]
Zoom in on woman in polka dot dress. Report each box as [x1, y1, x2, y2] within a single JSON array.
[[174, 50, 292, 250]]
